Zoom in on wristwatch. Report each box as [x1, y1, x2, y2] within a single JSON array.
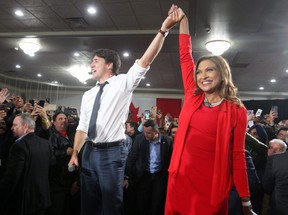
[[159, 29, 169, 38]]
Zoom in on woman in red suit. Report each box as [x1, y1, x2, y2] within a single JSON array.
[[165, 5, 256, 215]]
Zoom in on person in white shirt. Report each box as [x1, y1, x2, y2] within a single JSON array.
[[68, 6, 183, 215]]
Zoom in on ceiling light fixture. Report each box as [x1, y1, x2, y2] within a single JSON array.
[[68, 65, 91, 83], [87, 7, 96, 14], [19, 38, 41, 56], [15, 10, 24, 16], [123, 52, 129, 57], [205, 40, 231, 55]]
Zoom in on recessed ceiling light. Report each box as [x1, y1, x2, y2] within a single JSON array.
[[37, 74, 42, 77], [270, 79, 276, 83], [15, 65, 21, 68], [259, 87, 264, 90], [74, 52, 80, 57], [146, 83, 150, 87], [123, 52, 129, 57], [15, 10, 24, 16], [286, 69, 288, 73], [14, 47, 19, 50], [87, 7, 96, 14]]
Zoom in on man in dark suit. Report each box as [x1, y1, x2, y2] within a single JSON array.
[[262, 151, 288, 215], [0, 113, 53, 215], [124, 119, 173, 215]]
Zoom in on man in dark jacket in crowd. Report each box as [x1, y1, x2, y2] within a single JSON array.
[[47, 112, 79, 215], [0, 113, 53, 215], [124, 119, 173, 215]]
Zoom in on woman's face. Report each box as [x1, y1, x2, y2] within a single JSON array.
[[196, 59, 222, 94]]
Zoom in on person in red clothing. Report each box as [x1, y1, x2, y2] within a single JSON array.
[[164, 5, 256, 215]]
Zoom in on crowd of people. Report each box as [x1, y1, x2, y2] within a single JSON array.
[[0, 4, 287, 215]]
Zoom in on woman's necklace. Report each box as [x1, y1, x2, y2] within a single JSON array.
[[204, 97, 224, 108]]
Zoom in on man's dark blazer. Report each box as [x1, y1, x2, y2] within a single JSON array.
[[0, 132, 53, 215], [262, 151, 288, 215], [125, 133, 173, 183]]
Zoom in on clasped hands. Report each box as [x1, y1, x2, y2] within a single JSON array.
[[162, 4, 185, 32]]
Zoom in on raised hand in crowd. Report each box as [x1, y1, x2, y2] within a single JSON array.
[[0, 110, 6, 120], [0, 88, 9, 104], [247, 112, 255, 122], [266, 109, 278, 126], [31, 104, 51, 129], [22, 102, 34, 113]]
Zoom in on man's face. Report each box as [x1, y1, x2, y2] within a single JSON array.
[[143, 126, 158, 141], [267, 142, 285, 156], [170, 127, 178, 138], [53, 113, 68, 131], [11, 116, 27, 138], [277, 130, 288, 141], [90, 56, 112, 81], [13, 96, 24, 108], [126, 123, 135, 136], [249, 128, 259, 140]]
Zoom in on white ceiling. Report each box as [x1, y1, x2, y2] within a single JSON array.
[[0, 0, 288, 97]]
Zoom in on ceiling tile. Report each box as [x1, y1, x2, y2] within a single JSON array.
[[26, 6, 58, 18]]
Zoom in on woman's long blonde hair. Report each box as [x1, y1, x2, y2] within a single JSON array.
[[194, 55, 243, 107]]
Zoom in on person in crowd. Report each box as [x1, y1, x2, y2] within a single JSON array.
[[265, 108, 278, 129], [123, 121, 140, 215], [68, 9, 180, 215], [124, 119, 173, 215], [126, 121, 140, 143], [0, 88, 10, 104], [247, 123, 268, 214], [30, 101, 51, 139], [47, 112, 79, 215], [0, 113, 53, 215], [247, 124, 268, 178], [262, 151, 288, 215], [275, 127, 288, 145], [229, 133, 264, 215], [228, 150, 262, 215], [168, 123, 178, 141], [267, 138, 287, 156], [0, 110, 14, 179], [165, 5, 256, 215], [11, 94, 25, 112]]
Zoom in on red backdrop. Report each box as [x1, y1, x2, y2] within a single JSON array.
[[156, 98, 182, 119]]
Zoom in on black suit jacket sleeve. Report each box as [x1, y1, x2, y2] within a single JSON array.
[[262, 155, 275, 194], [0, 142, 26, 205], [125, 134, 142, 180]]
